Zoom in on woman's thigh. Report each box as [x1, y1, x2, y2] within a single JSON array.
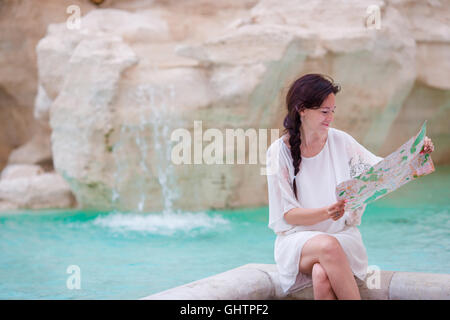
[[298, 234, 340, 275]]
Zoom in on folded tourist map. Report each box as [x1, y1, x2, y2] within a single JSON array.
[[336, 120, 435, 211]]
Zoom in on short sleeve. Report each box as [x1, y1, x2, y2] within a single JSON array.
[[266, 140, 302, 233], [343, 132, 384, 226], [345, 133, 384, 179]]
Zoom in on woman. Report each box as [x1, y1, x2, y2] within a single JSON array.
[[266, 73, 434, 300]]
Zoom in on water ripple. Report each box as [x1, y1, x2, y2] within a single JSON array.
[[91, 211, 230, 236]]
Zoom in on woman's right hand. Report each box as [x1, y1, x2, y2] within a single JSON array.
[[326, 199, 347, 221]]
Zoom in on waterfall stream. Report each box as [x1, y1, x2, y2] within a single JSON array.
[[110, 82, 180, 214]]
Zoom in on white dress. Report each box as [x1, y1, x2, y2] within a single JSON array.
[[266, 127, 384, 295]]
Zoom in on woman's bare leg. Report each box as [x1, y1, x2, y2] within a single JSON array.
[[298, 234, 361, 300], [311, 263, 337, 300]]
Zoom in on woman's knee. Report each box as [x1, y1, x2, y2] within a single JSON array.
[[318, 236, 345, 261], [298, 234, 344, 274]]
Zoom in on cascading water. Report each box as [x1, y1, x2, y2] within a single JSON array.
[[102, 80, 230, 236], [111, 124, 127, 209], [109, 78, 181, 214], [134, 83, 181, 214]]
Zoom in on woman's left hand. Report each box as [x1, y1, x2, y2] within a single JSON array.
[[421, 136, 435, 154]]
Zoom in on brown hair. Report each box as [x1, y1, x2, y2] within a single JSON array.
[[282, 74, 340, 199]]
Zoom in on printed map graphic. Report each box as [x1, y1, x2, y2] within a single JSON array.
[[336, 121, 435, 211]]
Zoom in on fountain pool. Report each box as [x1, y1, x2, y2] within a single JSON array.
[[0, 165, 449, 299]]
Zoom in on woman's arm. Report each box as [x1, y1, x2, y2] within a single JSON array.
[[284, 199, 347, 226], [284, 207, 327, 226]]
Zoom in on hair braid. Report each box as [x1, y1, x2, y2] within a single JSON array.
[[288, 110, 302, 200]]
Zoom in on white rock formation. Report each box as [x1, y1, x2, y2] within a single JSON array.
[[16, 0, 450, 212], [0, 165, 76, 210], [0, 0, 102, 176], [0, 164, 44, 180]]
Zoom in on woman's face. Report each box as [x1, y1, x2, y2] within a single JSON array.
[[300, 93, 336, 132]]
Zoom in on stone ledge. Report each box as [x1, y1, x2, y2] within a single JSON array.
[[141, 263, 450, 300]]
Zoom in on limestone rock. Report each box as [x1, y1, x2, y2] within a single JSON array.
[[7, 126, 53, 168], [34, 84, 53, 124], [1, 164, 44, 180], [28, 0, 450, 213], [0, 172, 76, 210], [0, 0, 100, 174]]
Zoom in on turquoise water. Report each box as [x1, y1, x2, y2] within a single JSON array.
[[0, 165, 449, 299]]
